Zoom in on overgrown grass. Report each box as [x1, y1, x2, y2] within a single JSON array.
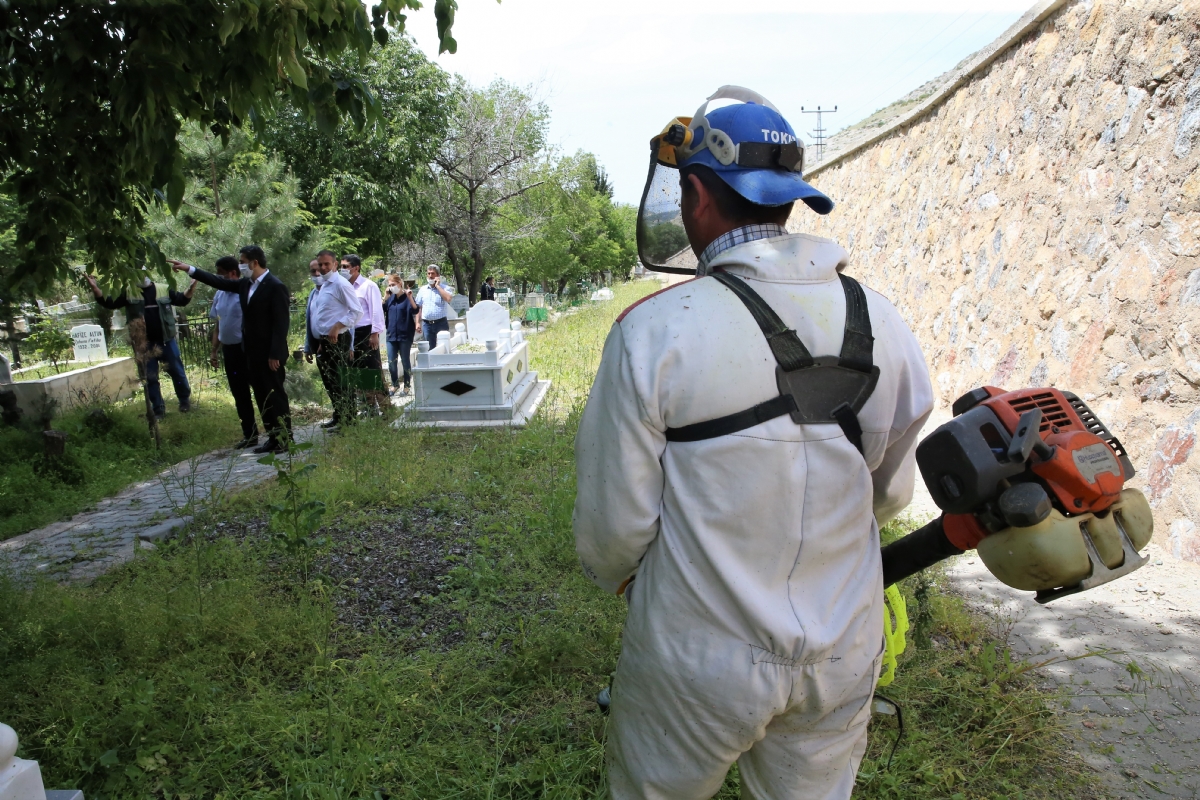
[[0, 280, 1097, 799], [0, 378, 244, 540]]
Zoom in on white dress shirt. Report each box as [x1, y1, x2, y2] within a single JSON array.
[[309, 272, 362, 337], [350, 275, 385, 334], [247, 269, 269, 299]]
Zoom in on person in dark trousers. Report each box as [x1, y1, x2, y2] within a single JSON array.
[[86, 270, 197, 420], [344, 253, 387, 411], [306, 250, 362, 427], [480, 276, 497, 302], [207, 256, 259, 448], [382, 273, 419, 395], [170, 245, 293, 454]]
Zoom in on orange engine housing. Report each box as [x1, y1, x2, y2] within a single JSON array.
[[977, 387, 1130, 514]]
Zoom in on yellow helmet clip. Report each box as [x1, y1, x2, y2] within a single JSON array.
[[653, 117, 693, 167]]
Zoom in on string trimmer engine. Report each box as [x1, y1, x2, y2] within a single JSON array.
[[881, 386, 1153, 603]]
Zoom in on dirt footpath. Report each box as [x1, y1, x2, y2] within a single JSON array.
[[908, 411, 1200, 798]]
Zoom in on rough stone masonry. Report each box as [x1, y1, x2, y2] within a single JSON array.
[[797, 0, 1200, 562]]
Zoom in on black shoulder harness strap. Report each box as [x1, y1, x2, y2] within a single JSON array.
[[665, 271, 880, 454]]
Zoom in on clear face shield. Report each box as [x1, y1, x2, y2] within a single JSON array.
[[635, 133, 693, 275], [635, 86, 806, 275]]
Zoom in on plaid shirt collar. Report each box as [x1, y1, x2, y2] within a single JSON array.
[[697, 223, 788, 275]]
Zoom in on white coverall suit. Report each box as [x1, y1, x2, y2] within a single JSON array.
[[573, 232, 934, 800]]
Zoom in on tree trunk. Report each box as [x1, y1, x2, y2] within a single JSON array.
[[127, 318, 162, 449], [466, 189, 485, 305], [434, 227, 467, 294]]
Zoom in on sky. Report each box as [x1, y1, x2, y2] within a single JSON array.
[[401, 1, 1032, 205]]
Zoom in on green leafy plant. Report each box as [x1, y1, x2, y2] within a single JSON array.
[[258, 441, 327, 581], [0, 0, 457, 296], [27, 315, 74, 373]]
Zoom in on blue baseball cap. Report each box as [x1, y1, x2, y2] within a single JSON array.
[[677, 101, 834, 215]]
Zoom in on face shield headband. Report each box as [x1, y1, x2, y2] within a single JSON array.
[[635, 87, 807, 275]]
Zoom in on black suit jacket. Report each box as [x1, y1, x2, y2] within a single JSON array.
[[191, 269, 290, 363]]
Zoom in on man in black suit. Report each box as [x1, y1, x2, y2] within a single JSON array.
[[170, 245, 293, 453]]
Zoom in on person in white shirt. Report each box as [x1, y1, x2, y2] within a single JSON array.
[[343, 253, 387, 410], [307, 249, 363, 426], [207, 256, 259, 448], [414, 264, 454, 349]]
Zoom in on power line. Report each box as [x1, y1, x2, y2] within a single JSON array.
[[853, 12, 991, 118]]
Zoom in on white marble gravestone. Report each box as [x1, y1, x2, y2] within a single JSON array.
[[0, 353, 11, 385], [465, 300, 509, 345], [0, 722, 46, 800], [70, 324, 107, 363]]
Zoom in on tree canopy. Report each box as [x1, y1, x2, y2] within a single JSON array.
[[0, 0, 457, 297], [260, 36, 452, 262]]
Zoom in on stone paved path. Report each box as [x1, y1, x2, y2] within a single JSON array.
[[0, 424, 323, 583], [909, 410, 1200, 798]]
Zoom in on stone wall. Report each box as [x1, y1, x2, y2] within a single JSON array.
[[796, 0, 1200, 560]]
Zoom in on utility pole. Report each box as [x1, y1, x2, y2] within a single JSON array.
[[800, 105, 837, 163]]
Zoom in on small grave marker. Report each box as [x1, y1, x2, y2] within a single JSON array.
[[70, 323, 108, 363]]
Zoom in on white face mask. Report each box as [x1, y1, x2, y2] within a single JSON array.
[[239, 264, 252, 278], [310, 275, 323, 286], [338, 268, 351, 280], [141, 277, 153, 288], [428, 276, 437, 286], [387, 284, 399, 294]]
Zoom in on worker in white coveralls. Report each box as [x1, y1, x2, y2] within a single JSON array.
[[573, 86, 934, 799]]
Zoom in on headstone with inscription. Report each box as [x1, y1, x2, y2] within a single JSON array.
[[449, 293, 469, 317], [70, 324, 108, 363]]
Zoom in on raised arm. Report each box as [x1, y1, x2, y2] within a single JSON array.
[[170, 260, 243, 293], [85, 275, 129, 310]]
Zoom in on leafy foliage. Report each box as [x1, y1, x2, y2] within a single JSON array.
[[493, 154, 637, 294], [262, 35, 453, 262], [0, 0, 450, 297], [428, 79, 549, 301], [26, 315, 74, 371], [641, 222, 690, 264], [258, 442, 327, 583], [144, 122, 323, 289]]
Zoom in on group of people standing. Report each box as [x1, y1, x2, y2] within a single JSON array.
[[89, 245, 480, 451], [302, 257, 457, 428]]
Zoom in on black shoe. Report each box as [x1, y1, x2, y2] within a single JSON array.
[[252, 440, 285, 454], [321, 418, 339, 429], [179, 401, 192, 413], [153, 411, 166, 422], [235, 435, 259, 449]]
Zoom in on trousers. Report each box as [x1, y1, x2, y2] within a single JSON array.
[[316, 331, 355, 423], [248, 358, 291, 445], [222, 343, 258, 439], [606, 615, 878, 800], [386, 335, 414, 387], [422, 317, 450, 349], [145, 338, 191, 415]]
